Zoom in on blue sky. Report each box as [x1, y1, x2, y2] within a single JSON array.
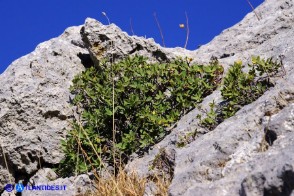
[[0, 0, 263, 74]]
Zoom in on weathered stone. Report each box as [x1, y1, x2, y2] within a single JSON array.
[[0, 25, 88, 192], [126, 0, 294, 195], [81, 18, 192, 65], [0, 169, 14, 193], [22, 168, 94, 196]]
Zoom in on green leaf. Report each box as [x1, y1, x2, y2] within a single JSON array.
[[105, 108, 113, 116]]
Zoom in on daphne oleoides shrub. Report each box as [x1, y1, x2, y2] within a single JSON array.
[[58, 55, 224, 175]]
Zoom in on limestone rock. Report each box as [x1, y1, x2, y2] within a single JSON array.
[[0, 25, 88, 191], [22, 168, 94, 196], [0, 169, 14, 193], [81, 18, 192, 65], [126, 0, 294, 195]]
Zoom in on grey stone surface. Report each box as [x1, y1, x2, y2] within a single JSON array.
[[22, 168, 94, 196], [0, 25, 88, 193], [81, 18, 192, 65], [0, 169, 14, 193], [191, 0, 294, 67], [126, 0, 294, 195]]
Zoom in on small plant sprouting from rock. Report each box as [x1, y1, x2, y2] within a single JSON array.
[[219, 57, 282, 120], [58, 55, 224, 175], [176, 129, 198, 148], [197, 101, 218, 130], [200, 56, 282, 131], [249, 56, 282, 79]]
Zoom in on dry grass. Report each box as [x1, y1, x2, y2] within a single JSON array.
[[71, 122, 171, 196], [94, 169, 146, 196], [85, 169, 170, 196], [149, 174, 171, 196]]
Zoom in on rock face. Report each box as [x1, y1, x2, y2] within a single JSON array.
[[0, 25, 89, 193], [0, 0, 293, 195], [22, 168, 94, 196], [127, 0, 294, 195], [80, 18, 194, 66], [0, 16, 190, 195]]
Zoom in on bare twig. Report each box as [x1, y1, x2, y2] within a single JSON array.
[[102, 12, 116, 174], [130, 18, 135, 35], [153, 12, 166, 47], [112, 62, 116, 173], [73, 129, 80, 196], [279, 55, 287, 77], [245, 0, 261, 21], [37, 151, 42, 169], [74, 113, 105, 168], [184, 11, 190, 49], [102, 12, 111, 24], [0, 138, 12, 185]]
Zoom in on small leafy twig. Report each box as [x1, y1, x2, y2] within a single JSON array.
[[153, 12, 166, 47]]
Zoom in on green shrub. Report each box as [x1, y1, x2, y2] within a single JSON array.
[[206, 56, 282, 126], [249, 56, 282, 77], [196, 56, 282, 132], [197, 101, 218, 130], [58, 55, 224, 175], [219, 57, 281, 120]]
